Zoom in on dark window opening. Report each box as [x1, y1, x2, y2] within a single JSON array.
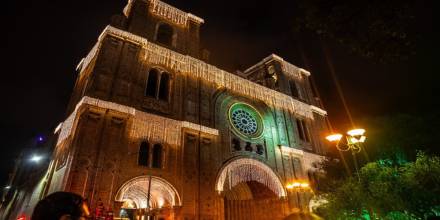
[[158, 72, 170, 101], [138, 141, 149, 166], [256, 144, 264, 155], [296, 119, 305, 141], [290, 80, 300, 98], [296, 119, 311, 142], [152, 144, 162, 168], [245, 142, 253, 152], [232, 138, 241, 151], [156, 24, 174, 46], [303, 121, 311, 142], [146, 69, 159, 97]]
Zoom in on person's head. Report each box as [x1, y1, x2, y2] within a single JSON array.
[[31, 192, 90, 220]]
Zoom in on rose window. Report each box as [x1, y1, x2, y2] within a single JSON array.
[[228, 103, 263, 138]]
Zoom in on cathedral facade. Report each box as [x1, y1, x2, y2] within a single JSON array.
[[10, 0, 329, 219]]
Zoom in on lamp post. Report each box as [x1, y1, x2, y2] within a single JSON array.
[[326, 129, 366, 182]]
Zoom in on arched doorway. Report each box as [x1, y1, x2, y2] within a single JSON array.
[[216, 158, 289, 220], [115, 176, 181, 220]]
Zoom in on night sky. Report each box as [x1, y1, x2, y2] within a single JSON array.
[[1, 0, 436, 185]]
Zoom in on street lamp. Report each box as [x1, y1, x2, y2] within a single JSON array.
[[326, 128, 367, 181], [30, 155, 43, 163]]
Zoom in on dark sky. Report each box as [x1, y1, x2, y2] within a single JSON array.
[[0, 0, 436, 185]]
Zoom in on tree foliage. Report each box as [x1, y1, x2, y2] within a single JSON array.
[[294, 0, 419, 63], [317, 153, 440, 219], [360, 114, 440, 163]]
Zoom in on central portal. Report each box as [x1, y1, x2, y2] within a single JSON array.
[[115, 176, 181, 220], [216, 158, 289, 220]]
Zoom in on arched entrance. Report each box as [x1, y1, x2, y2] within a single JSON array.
[[115, 176, 181, 220], [216, 158, 289, 220]]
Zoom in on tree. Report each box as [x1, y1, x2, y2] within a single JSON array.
[[316, 153, 440, 219], [294, 0, 420, 63], [360, 114, 440, 163]]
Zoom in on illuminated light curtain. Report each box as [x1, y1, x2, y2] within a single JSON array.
[[216, 158, 286, 197]]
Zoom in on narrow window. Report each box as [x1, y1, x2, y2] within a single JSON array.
[[296, 119, 305, 141], [138, 141, 149, 166], [152, 144, 163, 168], [302, 120, 311, 142], [156, 23, 174, 46], [296, 119, 311, 142], [290, 80, 300, 98], [146, 69, 159, 97], [158, 72, 170, 101]]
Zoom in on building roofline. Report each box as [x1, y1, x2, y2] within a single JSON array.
[[124, 0, 204, 25], [244, 54, 311, 77]]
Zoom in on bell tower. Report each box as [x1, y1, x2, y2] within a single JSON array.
[[123, 0, 204, 58]]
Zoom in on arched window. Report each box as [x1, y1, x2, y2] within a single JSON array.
[[138, 141, 149, 166], [146, 69, 159, 97], [158, 72, 170, 101], [152, 144, 163, 168], [156, 23, 174, 46]]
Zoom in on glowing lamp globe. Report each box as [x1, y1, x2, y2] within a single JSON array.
[[347, 129, 365, 137], [326, 134, 343, 142]]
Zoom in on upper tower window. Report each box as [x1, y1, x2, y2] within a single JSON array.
[[156, 23, 174, 47], [158, 72, 170, 101], [138, 141, 150, 167], [146, 69, 159, 97], [145, 68, 171, 102]]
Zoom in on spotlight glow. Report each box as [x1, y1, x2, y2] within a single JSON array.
[[31, 155, 43, 163]]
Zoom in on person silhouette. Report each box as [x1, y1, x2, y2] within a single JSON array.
[[31, 192, 91, 220]]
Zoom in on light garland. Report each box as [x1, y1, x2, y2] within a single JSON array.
[[216, 158, 286, 197], [149, 0, 188, 26], [243, 54, 308, 81], [56, 96, 219, 146], [81, 26, 326, 119], [123, 0, 204, 27], [115, 176, 181, 208]]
